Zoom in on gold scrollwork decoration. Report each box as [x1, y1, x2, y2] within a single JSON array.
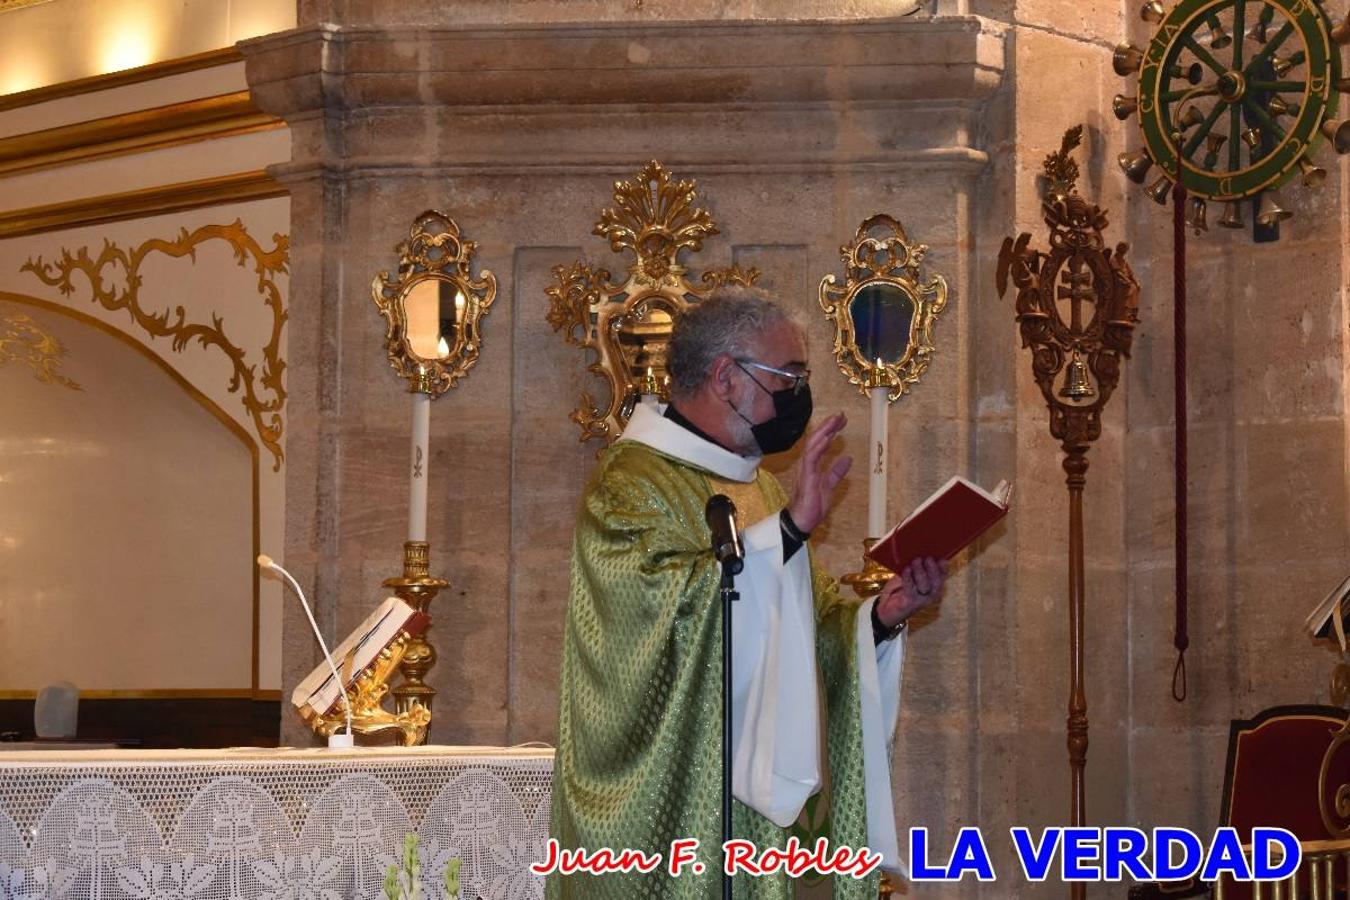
[[0, 312, 81, 390], [1320, 713, 1350, 837], [546, 160, 759, 445], [371, 210, 497, 396], [299, 631, 432, 747], [818, 214, 949, 401], [21, 221, 288, 468]]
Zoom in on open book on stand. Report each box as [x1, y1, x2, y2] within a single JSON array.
[[866, 476, 1012, 574], [1305, 574, 1350, 651], [291, 596, 430, 719]]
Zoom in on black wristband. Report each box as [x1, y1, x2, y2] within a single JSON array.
[[779, 509, 811, 544], [871, 601, 907, 645]]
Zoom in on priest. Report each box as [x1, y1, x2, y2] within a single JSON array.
[[548, 288, 948, 898]]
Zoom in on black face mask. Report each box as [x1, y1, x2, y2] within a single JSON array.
[[729, 365, 813, 454], [751, 385, 813, 454]]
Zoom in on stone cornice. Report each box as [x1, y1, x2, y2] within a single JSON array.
[[240, 17, 1005, 118]]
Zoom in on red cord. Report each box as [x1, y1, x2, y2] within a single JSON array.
[[1172, 181, 1189, 703]]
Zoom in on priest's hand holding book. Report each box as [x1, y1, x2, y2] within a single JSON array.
[[876, 558, 950, 631]]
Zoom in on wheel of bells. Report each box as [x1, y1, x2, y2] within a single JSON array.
[[1114, 0, 1350, 238]]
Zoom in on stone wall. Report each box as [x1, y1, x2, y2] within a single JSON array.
[[242, 1, 1350, 895], [1120, 36, 1350, 847]]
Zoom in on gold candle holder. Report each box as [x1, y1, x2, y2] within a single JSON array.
[[839, 537, 895, 599], [383, 540, 448, 743]]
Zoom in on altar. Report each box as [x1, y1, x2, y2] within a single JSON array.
[[0, 746, 553, 900]]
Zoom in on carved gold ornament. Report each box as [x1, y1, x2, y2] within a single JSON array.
[[371, 210, 497, 396], [818, 214, 949, 401], [0, 312, 81, 390], [21, 221, 288, 468], [299, 630, 432, 747], [546, 160, 758, 444]]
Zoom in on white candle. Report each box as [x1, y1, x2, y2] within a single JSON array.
[[409, 391, 431, 542], [639, 367, 660, 407], [868, 383, 889, 538]]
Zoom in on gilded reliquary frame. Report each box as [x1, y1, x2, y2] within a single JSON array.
[[819, 214, 948, 400], [372, 210, 497, 396], [546, 160, 759, 444]]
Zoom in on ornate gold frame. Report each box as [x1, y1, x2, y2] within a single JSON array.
[[818, 214, 949, 401], [371, 210, 497, 396], [546, 160, 758, 444]]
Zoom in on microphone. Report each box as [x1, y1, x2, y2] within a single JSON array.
[[257, 554, 355, 748], [704, 495, 744, 576]]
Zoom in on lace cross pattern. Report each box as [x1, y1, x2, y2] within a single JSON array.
[[0, 749, 553, 900]]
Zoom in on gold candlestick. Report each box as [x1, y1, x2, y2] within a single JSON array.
[[383, 540, 448, 743]]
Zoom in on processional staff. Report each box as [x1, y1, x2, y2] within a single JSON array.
[[997, 126, 1141, 900]]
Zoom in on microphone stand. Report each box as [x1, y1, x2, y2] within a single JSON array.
[[704, 493, 741, 899], [720, 557, 738, 900]]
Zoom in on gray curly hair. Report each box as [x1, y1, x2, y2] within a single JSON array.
[[667, 286, 802, 399]]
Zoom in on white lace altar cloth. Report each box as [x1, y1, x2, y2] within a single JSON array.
[[0, 746, 553, 900]]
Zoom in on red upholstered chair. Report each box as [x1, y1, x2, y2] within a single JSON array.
[[1131, 704, 1350, 900]]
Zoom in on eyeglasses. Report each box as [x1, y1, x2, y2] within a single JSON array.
[[735, 359, 811, 396]]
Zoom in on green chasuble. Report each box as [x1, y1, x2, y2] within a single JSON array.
[[548, 410, 897, 900]]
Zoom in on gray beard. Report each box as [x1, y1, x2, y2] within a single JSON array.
[[724, 398, 762, 458]]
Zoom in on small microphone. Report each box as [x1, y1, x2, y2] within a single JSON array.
[[705, 494, 744, 576], [257, 555, 354, 747]]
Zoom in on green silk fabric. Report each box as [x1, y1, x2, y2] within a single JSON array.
[[548, 440, 884, 900]]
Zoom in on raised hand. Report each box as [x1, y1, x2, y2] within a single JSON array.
[[875, 557, 950, 630], [786, 412, 852, 535]]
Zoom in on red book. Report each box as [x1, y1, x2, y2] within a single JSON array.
[[866, 476, 1012, 573]]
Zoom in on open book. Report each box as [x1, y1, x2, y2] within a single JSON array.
[[866, 476, 1012, 574], [291, 596, 430, 718], [1305, 574, 1350, 651]]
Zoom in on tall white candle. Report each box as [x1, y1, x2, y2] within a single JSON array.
[[868, 383, 889, 538], [409, 391, 431, 542]]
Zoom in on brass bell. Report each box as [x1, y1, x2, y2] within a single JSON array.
[[1333, 14, 1350, 45], [1205, 133, 1227, 155], [1059, 352, 1096, 401], [1118, 148, 1154, 184], [1177, 105, 1205, 130], [1267, 96, 1300, 118], [1113, 94, 1139, 120], [1298, 157, 1327, 187], [1241, 127, 1263, 149], [1256, 190, 1293, 227], [1170, 62, 1203, 85], [1218, 200, 1245, 229], [1146, 174, 1174, 205], [1186, 196, 1208, 234], [1140, 0, 1165, 22], [1206, 15, 1233, 50], [1322, 119, 1350, 153], [1113, 42, 1145, 76], [1271, 52, 1305, 77]]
